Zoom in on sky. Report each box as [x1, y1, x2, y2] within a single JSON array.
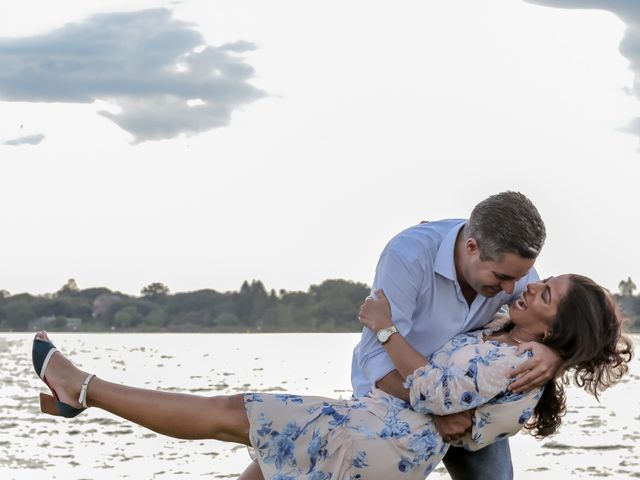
[[0, 0, 638, 297]]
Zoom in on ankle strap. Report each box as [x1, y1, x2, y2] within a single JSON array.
[[78, 374, 96, 409]]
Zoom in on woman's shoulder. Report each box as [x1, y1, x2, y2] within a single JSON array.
[[438, 312, 512, 354], [444, 331, 528, 369]]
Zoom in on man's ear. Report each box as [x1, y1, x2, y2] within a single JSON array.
[[466, 238, 480, 255]]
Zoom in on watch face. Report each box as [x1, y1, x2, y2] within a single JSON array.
[[377, 329, 390, 343]]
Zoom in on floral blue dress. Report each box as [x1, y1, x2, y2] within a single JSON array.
[[244, 319, 543, 480]]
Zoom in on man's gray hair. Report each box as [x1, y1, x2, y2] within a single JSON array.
[[464, 191, 546, 261]]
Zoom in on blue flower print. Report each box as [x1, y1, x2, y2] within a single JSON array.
[[245, 393, 263, 403], [493, 388, 526, 404], [408, 428, 438, 454], [350, 400, 368, 409], [307, 429, 328, 472], [398, 456, 416, 472], [518, 408, 533, 425], [281, 421, 302, 439], [351, 450, 368, 469], [321, 403, 350, 428], [476, 410, 490, 429], [276, 394, 304, 404], [460, 390, 478, 407], [256, 414, 272, 437], [382, 393, 410, 410], [380, 416, 411, 438], [246, 321, 546, 480], [309, 471, 331, 480], [307, 429, 328, 459], [465, 361, 480, 393], [271, 434, 296, 470], [262, 421, 302, 470]]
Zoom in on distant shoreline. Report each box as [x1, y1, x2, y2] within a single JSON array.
[[5, 325, 639, 334], [2, 278, 638, 334]]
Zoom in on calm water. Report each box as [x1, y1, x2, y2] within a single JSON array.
[[1, 332, 639, 479]]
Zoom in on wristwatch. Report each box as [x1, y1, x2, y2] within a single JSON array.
[[376, 325, 399, 344]]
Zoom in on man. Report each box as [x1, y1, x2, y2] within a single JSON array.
[[351, 191, 561, 479]]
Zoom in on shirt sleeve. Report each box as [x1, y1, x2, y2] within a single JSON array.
[[404, 341, 527, 416], [357, 248, 425, 387], [456, 386, 543, 451]]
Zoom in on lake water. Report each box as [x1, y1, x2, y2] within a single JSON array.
[[1, 332, 639, 479]]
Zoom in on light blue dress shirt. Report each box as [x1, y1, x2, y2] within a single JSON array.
[[351, 219, 539, 397]]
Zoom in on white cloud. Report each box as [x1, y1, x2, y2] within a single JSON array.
[[4, 133, 45, 146], [526, 0, 640, 140], [0, 8, 265, 143]]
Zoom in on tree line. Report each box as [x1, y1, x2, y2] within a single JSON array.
[[0, 278, 371, 333], [616, 277, 640, 332], [0, 277, 638, 333]]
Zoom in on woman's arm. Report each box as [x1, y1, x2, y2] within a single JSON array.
[[457, 387, 542, 451], [358, 289, 428, 379]]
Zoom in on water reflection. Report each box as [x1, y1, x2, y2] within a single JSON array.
[[2, 333, 639, 479]]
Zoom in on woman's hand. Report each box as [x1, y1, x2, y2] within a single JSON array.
[[358, 289, 393, 332], [509, 342, 563, 393]]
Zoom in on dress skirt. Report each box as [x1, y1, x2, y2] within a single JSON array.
[[244, 390, 447, 480]]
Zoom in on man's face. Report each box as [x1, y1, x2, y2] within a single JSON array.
[[462, 239, 535, 297]]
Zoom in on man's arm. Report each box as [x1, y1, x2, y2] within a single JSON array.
[[375, 370, 410, 401], [360, 290, 416, 401], [355, 248, 422, 392], [359, 290, 429, 379], [360, 289, 473, 440]]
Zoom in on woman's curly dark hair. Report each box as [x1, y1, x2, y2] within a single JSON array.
[[524, 274, 633, 437]]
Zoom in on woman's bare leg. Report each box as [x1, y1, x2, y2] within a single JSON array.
[[35, 332, 251, 444], [238, 460, 265, 480]]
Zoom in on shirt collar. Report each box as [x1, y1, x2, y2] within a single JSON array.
[[434, 221, 466, 282]]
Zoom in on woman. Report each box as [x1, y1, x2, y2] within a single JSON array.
[[32, 274, 632, 479]]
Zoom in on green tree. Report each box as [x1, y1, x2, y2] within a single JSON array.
[[51, 316, 68, 330], [46, 299, 73, 317], [619, 277, 637, 297], [113, 306, 142, 329], [310, 279, 369, 304], [166, 289, 223, 315], [143, 308, 168, 328], [235, 281, 253, 324], [214, 312, 240, 328], [233, 280, 269, 326], [5, 301, 35, 330], [63, 278, 79, 291], [280, 290, 309, 308], [141, 282, 170, 298]]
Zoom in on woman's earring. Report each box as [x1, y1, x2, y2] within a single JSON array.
[[543, 331, 552, 341]]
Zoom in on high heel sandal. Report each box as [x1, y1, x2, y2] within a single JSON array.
[[32, 337, 95, 418]]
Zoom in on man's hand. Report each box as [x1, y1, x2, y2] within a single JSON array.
[[358, 289, 393, 332], [433, 411, 474, 443], [509, 342, 563, 393]]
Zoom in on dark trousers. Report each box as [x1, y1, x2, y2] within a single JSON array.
[[442, 438, 513, 480]]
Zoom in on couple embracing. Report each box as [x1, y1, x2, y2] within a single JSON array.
[[32, 191, 632, 479]]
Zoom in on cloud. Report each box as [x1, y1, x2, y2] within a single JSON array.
[[526, 1, 640, 141], [0, 9, 265, 143], [4, 133, 45, 146]]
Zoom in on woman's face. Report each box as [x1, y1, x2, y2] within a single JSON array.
[[509, 275, 572, 337]]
